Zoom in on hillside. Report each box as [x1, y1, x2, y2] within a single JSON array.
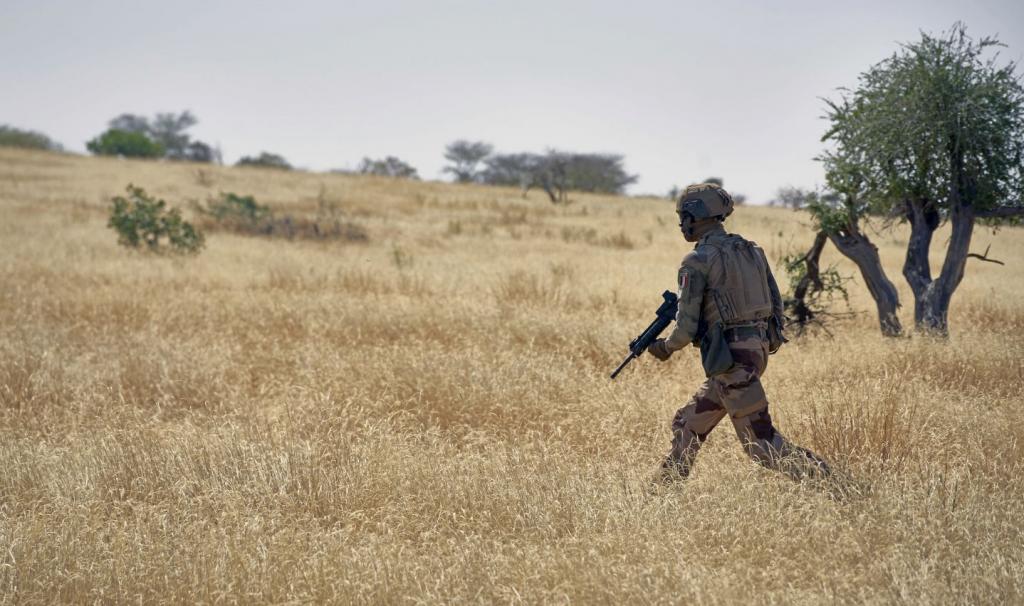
[[1, 148, 1023, 603]]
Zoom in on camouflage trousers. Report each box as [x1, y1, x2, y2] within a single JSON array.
[[661, 337, 830, 482]]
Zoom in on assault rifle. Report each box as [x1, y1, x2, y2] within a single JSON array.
[[610, 290, 678, 379]]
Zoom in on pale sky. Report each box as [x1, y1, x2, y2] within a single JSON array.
[[2, 0, 1023, 202]]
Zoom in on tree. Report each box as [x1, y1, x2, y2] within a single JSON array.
[[236, 152, 291, 170], [183, 141, 220, 164], [109, 113, 151, 134], [0, 125, 63, 151], [800, 191, 904, 336], [358, 156, 419, 179], [820, 23, 1024, 335], [86, 129, 165, 158], [561, 152, 637, 195], [150, 111, 198, 159], [774, 186, 810, 209], [443, 140, 493, 183], [481, 150, 637, 203], [481, 153, 542, 189], [104, 111, 214, 163]]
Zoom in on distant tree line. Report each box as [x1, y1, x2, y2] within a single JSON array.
[[0, 125, 63, 151], [442, 139, 638, 202], [7, 119, 641, 199]]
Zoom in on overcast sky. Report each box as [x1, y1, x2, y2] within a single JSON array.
[[3, 0, 1023, 202]]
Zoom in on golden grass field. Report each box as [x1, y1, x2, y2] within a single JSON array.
[[1, 147, 1023, 604]]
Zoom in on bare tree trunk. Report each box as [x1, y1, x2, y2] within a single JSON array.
[[542, 182, 558, 204], [901, 198, 940, 328], [900, 180, 977, 336], [788, 231, 828, 329], [827, 225, 903, 336], [920, 199, 975, 335]]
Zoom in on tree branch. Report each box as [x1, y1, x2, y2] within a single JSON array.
[[966, 244, 1006, 265]]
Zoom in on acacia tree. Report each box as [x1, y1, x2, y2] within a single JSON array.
[[817, 24, 1024, 336], [443, 140, 493, 183], [480, 150, 637, 203]]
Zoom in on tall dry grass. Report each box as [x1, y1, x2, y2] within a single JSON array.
[[1, 148, 1023, 603]]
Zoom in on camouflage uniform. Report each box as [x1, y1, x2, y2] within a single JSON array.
[[657, 222, 830, 482]]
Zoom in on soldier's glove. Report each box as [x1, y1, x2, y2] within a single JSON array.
[[647, 339, 673, 361]]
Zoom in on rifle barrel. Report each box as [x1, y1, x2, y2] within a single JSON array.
[[609, 353, 634, 380]]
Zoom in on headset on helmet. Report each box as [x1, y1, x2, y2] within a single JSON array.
[[675, 183, 735, 221]]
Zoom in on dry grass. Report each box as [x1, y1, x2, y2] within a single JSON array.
[[1, 147, 1023, 604]]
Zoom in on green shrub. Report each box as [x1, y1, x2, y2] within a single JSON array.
[[108, 185, 204, 253], [87, 129, 165, 158], [195, 191, 368, 242], [199, 192, 270, 230], [0, 125, 63, 151]]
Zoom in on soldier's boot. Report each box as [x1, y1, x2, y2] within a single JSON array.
[[735, 410, 831, 482], [743, 434, 831, 482]]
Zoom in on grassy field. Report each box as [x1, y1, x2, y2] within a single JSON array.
[[1, 147, 1023, 604]]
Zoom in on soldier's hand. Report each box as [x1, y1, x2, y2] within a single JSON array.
[[647, 339, 672, 361]]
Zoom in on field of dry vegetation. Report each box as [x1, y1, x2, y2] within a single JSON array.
[[1, 147, 1023, 604]]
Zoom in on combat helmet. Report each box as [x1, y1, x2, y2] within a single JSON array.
[[676, 183, 735, 221]]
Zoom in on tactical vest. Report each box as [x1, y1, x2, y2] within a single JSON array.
[[699, 234, 774, 326]]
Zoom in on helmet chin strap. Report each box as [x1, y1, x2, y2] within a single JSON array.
[[678, 213, 696, 238]]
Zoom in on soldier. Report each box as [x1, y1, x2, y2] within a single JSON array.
[[647, 183, 831, 484]]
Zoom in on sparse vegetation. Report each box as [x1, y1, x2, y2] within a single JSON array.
[[1, 146, 1023, 603], [782, 232, 855, 335], [196, 190, 368, 242], [198, 191, 270, 228]]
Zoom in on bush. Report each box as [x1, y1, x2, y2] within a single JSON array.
[[108, 185, 204, 253], [236, 152, 291, 170], [198, 192, 270, 231], [196, 191, 368, 242], [0, 125, 63, 151], [87, 129, 165, 158], [358, 156, 419, 179]]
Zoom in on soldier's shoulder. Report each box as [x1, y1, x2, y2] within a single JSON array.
[[734, 232, 761, 246], [730, 233, 769, 256], [680, 248, 711, 272]]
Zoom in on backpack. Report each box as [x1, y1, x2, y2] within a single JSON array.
[[708, 235, 773, 324]]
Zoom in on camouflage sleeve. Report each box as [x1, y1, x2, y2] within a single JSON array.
[[664, 256, 706, 351]]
